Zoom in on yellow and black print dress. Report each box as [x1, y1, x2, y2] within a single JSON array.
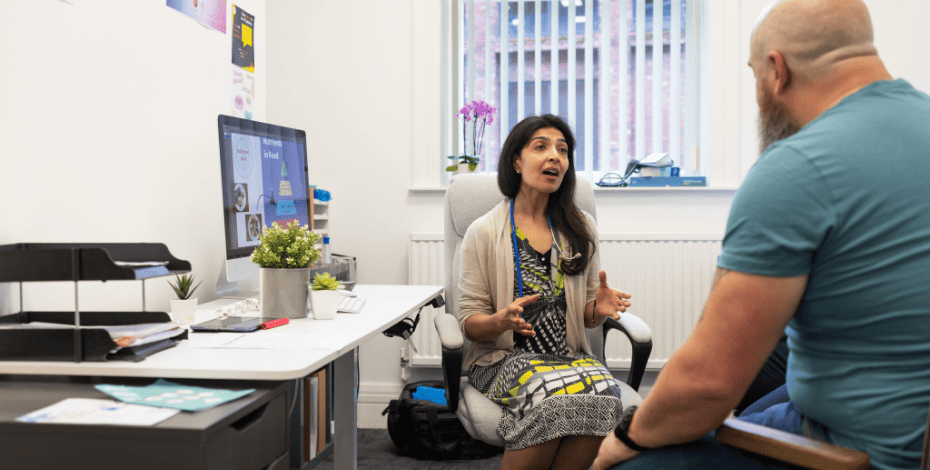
[[467, 227, 625, 450]]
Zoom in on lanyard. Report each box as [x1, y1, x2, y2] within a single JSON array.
[[510, 198, 561, 298]]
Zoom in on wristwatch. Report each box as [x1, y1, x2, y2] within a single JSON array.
[[613, 405, 653, 452]]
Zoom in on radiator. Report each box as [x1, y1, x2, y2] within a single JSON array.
[[408, 232, 722, 369]]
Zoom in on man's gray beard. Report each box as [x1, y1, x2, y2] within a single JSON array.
[[758, 93, 801, 154]]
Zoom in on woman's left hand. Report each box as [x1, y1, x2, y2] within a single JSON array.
[[594, 270, 632, 322]]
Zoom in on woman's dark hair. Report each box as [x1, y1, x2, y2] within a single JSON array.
[[497, 114, 595, 275]]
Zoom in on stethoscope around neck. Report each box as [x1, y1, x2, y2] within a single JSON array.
[[510, 198, 571, 298]]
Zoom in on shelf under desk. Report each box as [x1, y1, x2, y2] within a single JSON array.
[[0, 375, 290, 470]]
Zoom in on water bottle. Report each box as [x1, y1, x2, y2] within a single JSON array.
[[323, 236, 332, 264]]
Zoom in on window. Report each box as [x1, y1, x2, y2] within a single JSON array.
[[451, 0, 700, 181]]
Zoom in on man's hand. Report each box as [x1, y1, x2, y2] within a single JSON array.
[[499, 294, 540, 336], [593, 432, 640, 470], [595, 270, 632, 322]]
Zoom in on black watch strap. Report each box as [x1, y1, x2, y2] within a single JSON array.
[[613, 405, 653, 452]]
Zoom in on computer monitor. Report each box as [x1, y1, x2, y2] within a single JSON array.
[[215, 115, 311, 298]]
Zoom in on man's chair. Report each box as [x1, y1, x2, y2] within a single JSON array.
[[717, 401, 930, 470], [432, 173, 653, 447]]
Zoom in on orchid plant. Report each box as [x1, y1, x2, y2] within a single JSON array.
[[447, 100, 496, 172]]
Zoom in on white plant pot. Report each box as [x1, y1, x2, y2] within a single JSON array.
[[260, 267, 311, 319], [169, 298, 198, 326], [457, 162, 475, 174], [309, 289, 340, 320]]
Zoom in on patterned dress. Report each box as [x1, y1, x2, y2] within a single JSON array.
[[467, 227, 625, 450]]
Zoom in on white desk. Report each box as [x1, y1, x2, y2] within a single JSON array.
[[0, 284, 444, 470]]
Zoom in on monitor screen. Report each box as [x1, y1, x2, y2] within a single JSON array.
[[217, 115, 311, 264]]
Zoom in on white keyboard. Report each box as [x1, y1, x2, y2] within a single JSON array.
[[337, 295, 366, 313]]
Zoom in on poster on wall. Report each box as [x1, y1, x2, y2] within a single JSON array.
[[166, 0, 227, 34], [232, 66, 255, 120], [232, 5, 255, 72]]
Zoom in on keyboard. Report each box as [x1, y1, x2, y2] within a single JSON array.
[[337, 295, 366, 313]]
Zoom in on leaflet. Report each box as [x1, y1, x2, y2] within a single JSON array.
[[17, 398, 179, 426]]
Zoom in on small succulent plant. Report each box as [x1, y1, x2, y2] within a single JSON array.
[[310, 272, 341, 291], [168, 273, 201, 300]]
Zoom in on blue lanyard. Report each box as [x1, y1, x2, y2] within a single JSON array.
[[510, 198, 557, 298]]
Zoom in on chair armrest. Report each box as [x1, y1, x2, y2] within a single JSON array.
[[434, 313, 463, 412], [604, 314, 652, 391], [716, 419, 869, 470]]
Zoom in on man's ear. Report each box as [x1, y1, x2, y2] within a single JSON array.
[[768, 51, 791, 95]]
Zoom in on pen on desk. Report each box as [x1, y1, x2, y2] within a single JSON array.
[[261, 318, 289, 330]]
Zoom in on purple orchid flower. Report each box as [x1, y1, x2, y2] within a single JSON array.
[[448, 99, 497, 172]]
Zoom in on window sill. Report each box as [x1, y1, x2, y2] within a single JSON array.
[[593, 186, 739, 193], [410, 186, 739, 194], [409, 187, 449, 195]]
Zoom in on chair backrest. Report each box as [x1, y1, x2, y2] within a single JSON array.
[[443, 173, 605, 360]]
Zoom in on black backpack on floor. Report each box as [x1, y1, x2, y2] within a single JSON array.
[[382, 380, 503, 460]]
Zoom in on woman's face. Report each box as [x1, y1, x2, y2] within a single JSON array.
[[513, 127, 570, 196]]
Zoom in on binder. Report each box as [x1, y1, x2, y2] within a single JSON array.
[[308, 375, 319, 457], [315, 367, 327, 453]]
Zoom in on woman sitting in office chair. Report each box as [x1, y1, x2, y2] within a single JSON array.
[[457, 114, 633, 470]]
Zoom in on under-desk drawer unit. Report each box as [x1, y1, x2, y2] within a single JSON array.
[[0, 377, 289, 470]]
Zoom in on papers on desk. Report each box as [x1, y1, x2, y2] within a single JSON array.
[[16, 398, 179, 426], [101, 323, 185, 348], [95, 379, 255, 412], [190, 333, 356, 350]]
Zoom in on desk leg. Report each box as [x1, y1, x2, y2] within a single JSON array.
[[333, 347, 357, 470]]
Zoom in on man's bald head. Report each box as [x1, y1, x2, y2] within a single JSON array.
[[751, 0, 878, 78]]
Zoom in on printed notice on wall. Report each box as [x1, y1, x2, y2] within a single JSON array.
[[232, 66, 255, 120], [232, 4, 255, 72], [166, 0, 227, 34]]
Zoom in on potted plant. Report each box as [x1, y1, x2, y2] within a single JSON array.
[[168, 273, 202, 326], [251, 220, 321, 319], [446, 100, 496, 173], [308, 272, 341, 320]]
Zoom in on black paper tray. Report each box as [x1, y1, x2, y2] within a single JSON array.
[[0, 311, 188, 362], [0, 243, 191, 282]]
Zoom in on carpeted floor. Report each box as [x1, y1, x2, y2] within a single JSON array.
[[312, 428, 504, 470]]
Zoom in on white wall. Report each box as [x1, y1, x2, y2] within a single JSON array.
[[1, 0, 266, 312]]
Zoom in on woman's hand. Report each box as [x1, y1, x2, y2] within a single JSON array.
[[499, 294, 540, 336], [595, 270, 632, 322]]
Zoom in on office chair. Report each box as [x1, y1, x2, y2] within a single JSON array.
[[432, 173, 653, 447], [716, 400, 930, 470]]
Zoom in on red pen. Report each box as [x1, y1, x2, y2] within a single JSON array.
[[261, 318, 289, 329]]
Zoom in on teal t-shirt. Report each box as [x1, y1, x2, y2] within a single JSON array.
[[719, 79, 930, 470]]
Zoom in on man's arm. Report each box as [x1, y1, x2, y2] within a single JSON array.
[[620, 268, 807, 453]]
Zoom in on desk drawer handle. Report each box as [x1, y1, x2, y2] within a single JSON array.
[[232, 403, 267, 432]]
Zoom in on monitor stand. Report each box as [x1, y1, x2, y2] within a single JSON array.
[[215, 259, 260, 300]]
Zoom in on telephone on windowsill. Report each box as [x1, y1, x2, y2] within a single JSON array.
[[596, 153, 674, 187]]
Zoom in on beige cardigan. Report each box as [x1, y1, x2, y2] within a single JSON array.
[[456, 199, 602, 373]]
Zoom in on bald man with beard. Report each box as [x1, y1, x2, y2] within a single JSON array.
[[594, 1, 930, 469]]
